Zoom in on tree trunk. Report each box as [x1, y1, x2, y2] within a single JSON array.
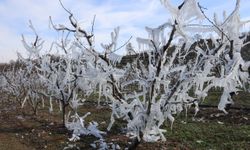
[[128, 131, 143, 150], [62, 102, 66, 127]]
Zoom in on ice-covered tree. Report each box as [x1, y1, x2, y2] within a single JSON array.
[[6, 0, 250, 149], [102, 0, 249, 147]]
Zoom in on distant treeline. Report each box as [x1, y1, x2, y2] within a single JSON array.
[[1, 32, 250, 71]]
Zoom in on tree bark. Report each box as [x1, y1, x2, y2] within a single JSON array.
[[62, 102, 66, 127]]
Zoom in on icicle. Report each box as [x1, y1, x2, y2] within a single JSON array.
[[194, 101, 199, 116], [21, 96, 28, 108], [136, 37, 152, 51], [59, 100, 62, 112], [42, 97, 45, 108], [218, 91, 231, 114], [166, 113, 174, 130], [214, 13, 219, 25], [223, 10, 227, 21], [49, 97, 53, 113], [97, 84, 102, 108]]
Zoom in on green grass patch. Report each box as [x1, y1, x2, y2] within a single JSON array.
[[164, 118, 250, 149]]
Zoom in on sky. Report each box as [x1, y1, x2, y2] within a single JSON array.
[[0, 0, 250, 63]]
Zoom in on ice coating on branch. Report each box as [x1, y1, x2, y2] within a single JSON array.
[[4, 0, 249, 146], [66, 111, 105, 142], [126, 43, 136, 55], [21, 20, 44, 58], [100, 27, 124, 64], [215, 0, 242, 40], [105, 0, 250, 142], [107, 53, 123, 65], [136, 37, 153, 51], [178, 0, 204, 23], [0, 75, 7, 88], [161, 0, 205, 43], [69, 93, 84, 111], [161, 0, 204, 24], [145, 23, 171, 48]]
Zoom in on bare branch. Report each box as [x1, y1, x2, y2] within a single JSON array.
[[197, 2, 231, 42]]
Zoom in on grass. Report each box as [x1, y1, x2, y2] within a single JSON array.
[[136, 110, 250, 149], [166, 120, 250, 149], [202, 91, 250, 108]]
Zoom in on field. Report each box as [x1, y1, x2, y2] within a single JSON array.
[[0, 0, 250, 149], [0, 92, 249, 150]]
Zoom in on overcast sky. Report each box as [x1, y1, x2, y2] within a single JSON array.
[[0, 0, 250, 63]]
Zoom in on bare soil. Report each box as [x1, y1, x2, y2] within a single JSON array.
[[0, 99, 249, 150]]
